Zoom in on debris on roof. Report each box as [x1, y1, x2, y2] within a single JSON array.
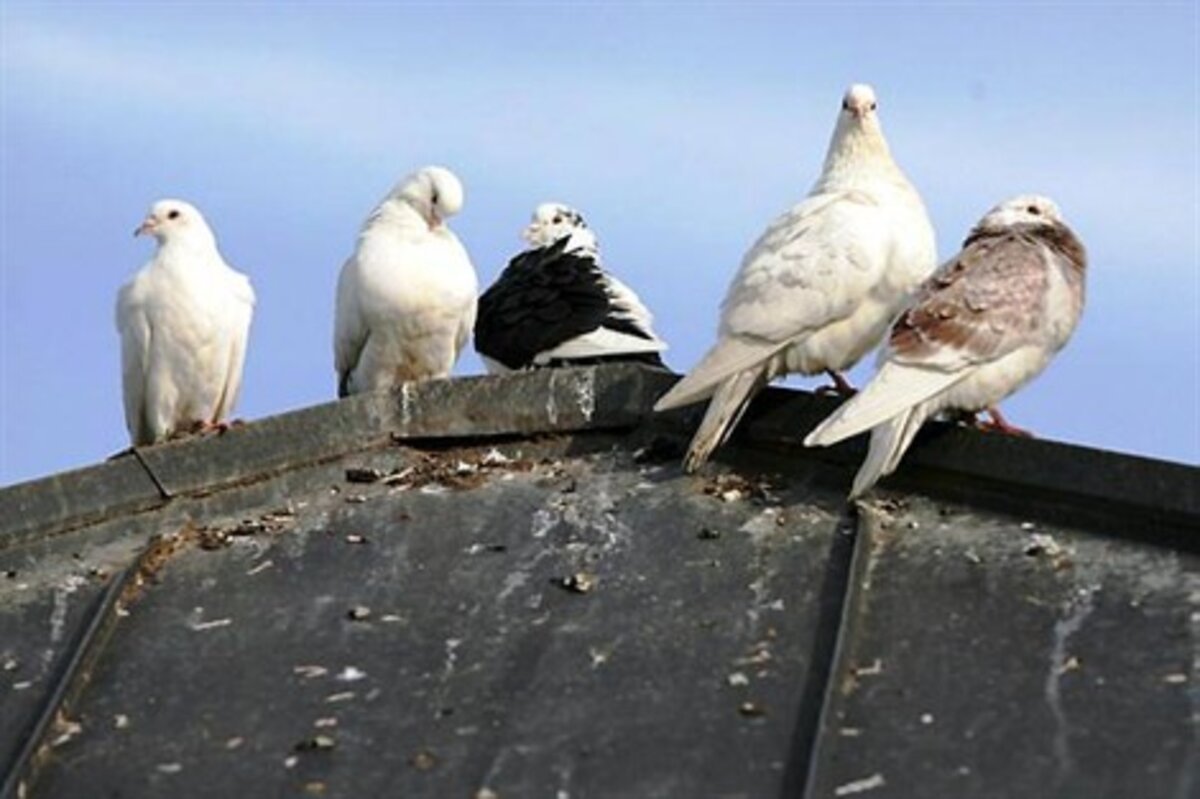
[[1, 364, 1195, 798]]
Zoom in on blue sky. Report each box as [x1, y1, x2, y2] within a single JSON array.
[[1, 1, 1196, 485]]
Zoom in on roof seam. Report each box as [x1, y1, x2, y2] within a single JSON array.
[[131, 448, 172, 500]]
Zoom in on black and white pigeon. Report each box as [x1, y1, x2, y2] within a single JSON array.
[[805, 195, 1087, 497], [116, 199, 255, 445], [474, 202, 667, 372]]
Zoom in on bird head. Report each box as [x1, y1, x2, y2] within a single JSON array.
[[134, 199, 214, 246], [522, 202, 594, 249], [395, 166, 464, 231], [817, 83, 896, 185], [839, 83, 880, 126], [976, 195, 1065, 232]]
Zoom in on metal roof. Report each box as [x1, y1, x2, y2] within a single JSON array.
[[1, 364, 1196, 798]]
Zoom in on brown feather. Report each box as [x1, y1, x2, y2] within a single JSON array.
[[890, 226, 1070, 364]]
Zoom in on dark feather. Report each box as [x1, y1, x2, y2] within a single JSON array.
[[475, 238, 656, 370]]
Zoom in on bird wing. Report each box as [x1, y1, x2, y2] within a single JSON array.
[[655, 190, 892, 410], [805, 231, 1053, 446], [600, 272, 664, 343], [889, 230, 1053, 370], [212, 273, 255, 422], [447, 233, 479, 365], [537, 270, 666, 363], [116, 280, 153, 444], [333, 257, 368, 397], [475, 239, 661, 370], [454, 291, 477, 363]]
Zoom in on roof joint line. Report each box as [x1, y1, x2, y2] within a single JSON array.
[[798, 503, 876, 798], [131, 448, 172, 500], [0, 552, 138, 797]]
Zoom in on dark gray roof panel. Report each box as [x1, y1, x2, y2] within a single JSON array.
[[724, 388, 1199, 535], [808, 496, 1198, 799], [27, 440, 851, 799], [0, 455, 163, 550], [1, 365, 1196, 798], [4, 365, 1195, 550], [0, 574, 107, 779], [0, 367, 661, 548]]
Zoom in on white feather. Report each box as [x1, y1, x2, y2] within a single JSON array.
[[807, 194, 1087, 497], [116, 200, 255, 446], [655, 336, 786, 411], [334, 167, 478, 396], [603, 274, 660, 337], [848, 405, 931, 498], [654, 84, 937, 470], [535, 327, 665, 364], [682, 369, 764, 473], [804, 361, 964, 447]]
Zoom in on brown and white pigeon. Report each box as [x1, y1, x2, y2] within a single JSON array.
[[804, 195, 1087, 497], [116, 200, 255, 445], [653, 83, 937, 472]]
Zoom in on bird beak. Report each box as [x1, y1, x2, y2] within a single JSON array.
[[134, 217, 156, 237], [426, 210, 443, 231], [521, 224, 537, 244]]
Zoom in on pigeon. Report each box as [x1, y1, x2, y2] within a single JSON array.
[[653, 83, 937, 472], [334, 166, 478, 397], [804, 195, 1087, 497], [474, 202, 667, 372], [116, 199, 255, 446]]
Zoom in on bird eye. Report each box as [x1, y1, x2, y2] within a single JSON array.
[[431, 192, 440, 206], [553, 215, 563, 224], [1026, 205, 1041, 215], [841, 100, 850, 110], [167, 209, 180, 220], [868, 102, 877, 111]]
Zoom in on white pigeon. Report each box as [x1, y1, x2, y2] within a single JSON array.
[[474, 202, 667, 373], [805, 195, 1088, 497], [654, 84, 937, 472], [334, 166, 479, 397], [116, 200, 255, 446]]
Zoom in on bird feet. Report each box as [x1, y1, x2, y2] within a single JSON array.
[[974, 407, 1033, 437], [815, 370, 856, 397], [185, 419, 242, 438], [204, 421, 231, 436]]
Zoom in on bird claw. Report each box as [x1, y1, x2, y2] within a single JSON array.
[[183, 420, 234, 438], [816, 371, 856, 398], [202, 421, 232, 436], [974, 408, 1033, 437], [976, 420, 1033, 437]]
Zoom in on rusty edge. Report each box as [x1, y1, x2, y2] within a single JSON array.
[[0, 539, 153, 799]]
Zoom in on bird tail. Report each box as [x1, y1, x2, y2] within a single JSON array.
[[849, 404, 930, 498], [804, 362, 961, 448], [683, 368, 764, 473], [655, 338, 783, 412]]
